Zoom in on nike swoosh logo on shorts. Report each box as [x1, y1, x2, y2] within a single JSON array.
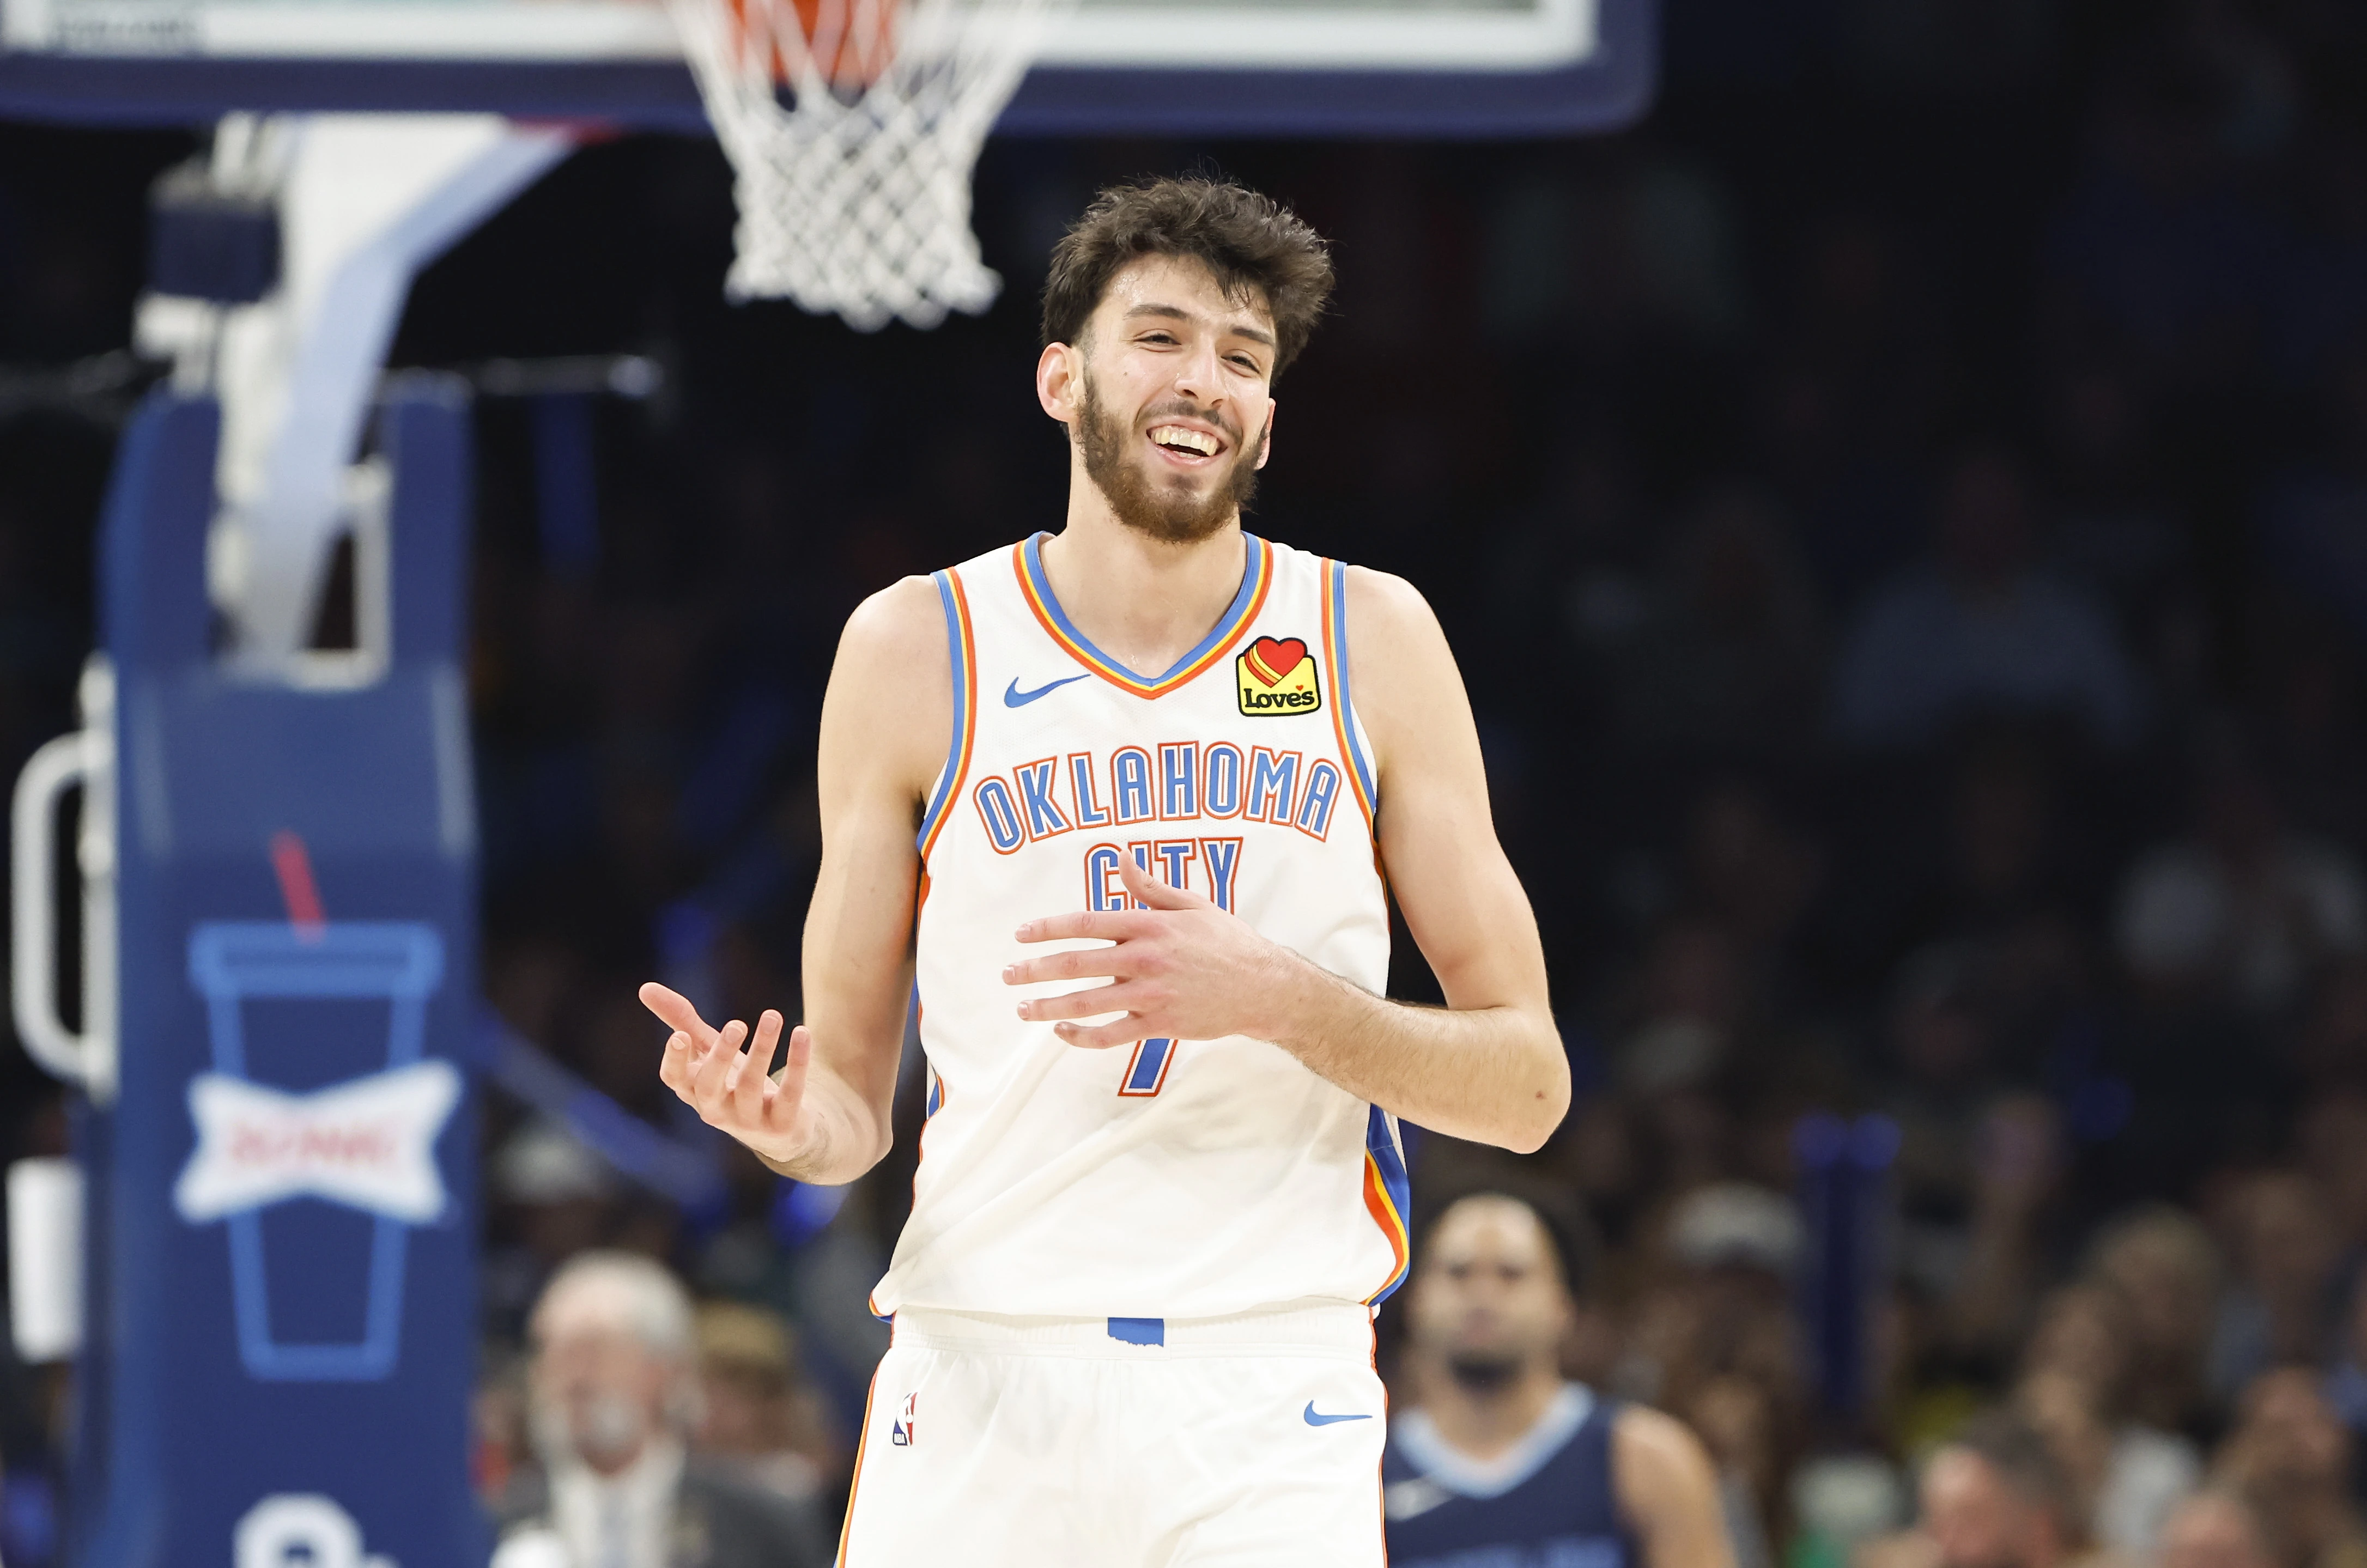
[[1004, 673, 1090, 708], [1303, 1402, 1371, 1426]]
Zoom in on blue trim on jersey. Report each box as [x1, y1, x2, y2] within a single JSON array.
[[1366, 1105, 1413, 1304], [1328, 558, 1378, 811], [1023, 530, 1264, 688], [915, 569, 972, 852], [1393, 1385, 1595, 1499]]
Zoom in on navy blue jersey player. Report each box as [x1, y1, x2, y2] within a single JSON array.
[[1384, 1195, 1734, 1568]]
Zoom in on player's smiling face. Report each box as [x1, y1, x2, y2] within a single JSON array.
[[1055, 252, 1279, 543]]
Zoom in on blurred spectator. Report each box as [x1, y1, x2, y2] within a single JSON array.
[[1680, 782, 1826, 969], [1385, 1193, 1735, 1568], [1832, 447, 2144, 753], [2294, 1094, 2367, 1255], [1665, 1183, 1805, 1286], [1879, 1409, 2106, 1568], [1606, 484, 1826, 763], [2260, 353, 2367, 648], [2115, 749, 2365, 1015], [484, 1121, 623, 1334], [1940, 1097, 2069, 1369], [1884, 952, 2051, 1329], [2042, 363, 2186, 645], [1631, 1183, 1808, 1560], [2085, 1208, 2224, 1437], [2319, 1280, 2367, 1485], [2207, 1174, 2342, 1403], [1617, 919, 1749, 1105], [691, 1302, 837, 1506], [2242, 608, 2367, 855], [1941, 734, 2075, 932], [2210, 1369, 2367, 1568], [2043, 26, 2290, 390], [1791, 1454, 1909, 1568], [490, 1252, 828, 1568], [2018, 1285, 2200, 1558], [2293, 970, 2367, 1096], [2158, 1490, 2278, 1568], [2014, 1372, 2120, 1554]]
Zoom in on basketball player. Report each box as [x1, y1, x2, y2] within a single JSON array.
[[1386, 1193, 1732, 1568], [641, 176, 1571, 1565]]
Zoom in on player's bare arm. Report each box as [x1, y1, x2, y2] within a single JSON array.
[[641, 574, 947, 1184], [1613, 1407, 1737, 1568], [1005, 566, 1569, 1154]]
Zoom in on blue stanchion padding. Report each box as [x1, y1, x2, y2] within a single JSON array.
[[75, 383, 487, 1568]]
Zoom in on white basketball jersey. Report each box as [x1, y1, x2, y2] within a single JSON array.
[[868, 530, 1411, 1321]]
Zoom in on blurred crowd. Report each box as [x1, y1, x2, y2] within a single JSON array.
[[6, 0, 2367, 1565]]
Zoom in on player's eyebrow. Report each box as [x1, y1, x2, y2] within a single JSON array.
[[1124, 302, 1276, 348]]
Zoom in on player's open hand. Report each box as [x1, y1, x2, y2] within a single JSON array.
[[1003, 853, 1307, 1049], [641, 982, 813, 1164]]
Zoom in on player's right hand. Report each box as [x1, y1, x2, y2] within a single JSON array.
[[641, 981, 813, 1167]]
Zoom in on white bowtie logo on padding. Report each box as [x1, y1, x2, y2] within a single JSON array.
[[175, 1061, 462, 1225]]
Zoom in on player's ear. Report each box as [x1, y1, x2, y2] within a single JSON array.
[[1037, 341, 1080, 429], [1253, 401, 1276, 471]]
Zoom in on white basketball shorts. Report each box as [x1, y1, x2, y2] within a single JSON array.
[[835, 1301, 1389, 1567]]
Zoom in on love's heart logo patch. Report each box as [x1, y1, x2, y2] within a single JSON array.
[[1236, 635, 1322, 716], [1243, 637, 1308, 687]]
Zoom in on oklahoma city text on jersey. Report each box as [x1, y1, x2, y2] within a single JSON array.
[[968, 739, 1354, 914]]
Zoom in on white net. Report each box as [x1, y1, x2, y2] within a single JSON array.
[[668, 0, 1073, 332]]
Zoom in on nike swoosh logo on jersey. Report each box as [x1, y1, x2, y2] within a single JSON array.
[[1303, 1402, 1371, 1426], [1004, 673, 1091, 708]]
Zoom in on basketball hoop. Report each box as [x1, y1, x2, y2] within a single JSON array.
[[668, 0, 1073, 331]]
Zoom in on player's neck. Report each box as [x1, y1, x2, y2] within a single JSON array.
[[1037, 508, 1249, 678], [1419, 1360, 1566, 1464]]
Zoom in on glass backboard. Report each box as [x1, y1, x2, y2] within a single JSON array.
[[0, 0, 1655, 134]]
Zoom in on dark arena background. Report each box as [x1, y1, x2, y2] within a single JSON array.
[[7, 2, 2367, 1564]]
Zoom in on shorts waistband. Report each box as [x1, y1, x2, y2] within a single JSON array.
[[888, 1300, 1376, 1359]]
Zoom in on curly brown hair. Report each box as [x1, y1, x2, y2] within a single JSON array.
[[1041, 176, 1336, 379]]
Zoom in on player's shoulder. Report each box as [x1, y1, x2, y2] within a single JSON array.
[[825, 576, 954, 794], [837, 574, 949, 672], [1337, 562, 1442, 642], [833, 533, 1033, 688], [1609, 1401, 1719, 1500]]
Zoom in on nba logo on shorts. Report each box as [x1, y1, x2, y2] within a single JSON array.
[[891, 1394, 917, 1447]]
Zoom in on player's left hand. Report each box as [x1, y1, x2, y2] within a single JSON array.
[[1003, 852, 1307, 1048]]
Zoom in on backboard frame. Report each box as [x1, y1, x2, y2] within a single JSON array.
[[0, 0, 1654, 136]]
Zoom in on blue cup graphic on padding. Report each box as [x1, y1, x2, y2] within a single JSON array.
[[181, 922, 455, 1382]]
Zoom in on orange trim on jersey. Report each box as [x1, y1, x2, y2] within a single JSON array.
[[835, 1365, 884, 1566], [917, 569, 980, 861], [1013, 532, 1273, 699], [1359, 1153, 1411, 1305]]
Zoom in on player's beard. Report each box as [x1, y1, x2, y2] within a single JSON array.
[[1445, 1352, 1525, 1394], [1077, 370, 1263, 545]]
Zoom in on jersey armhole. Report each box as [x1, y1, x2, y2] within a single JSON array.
[[1321, 557, 1380, 837], [915, 569, 978, 858]]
